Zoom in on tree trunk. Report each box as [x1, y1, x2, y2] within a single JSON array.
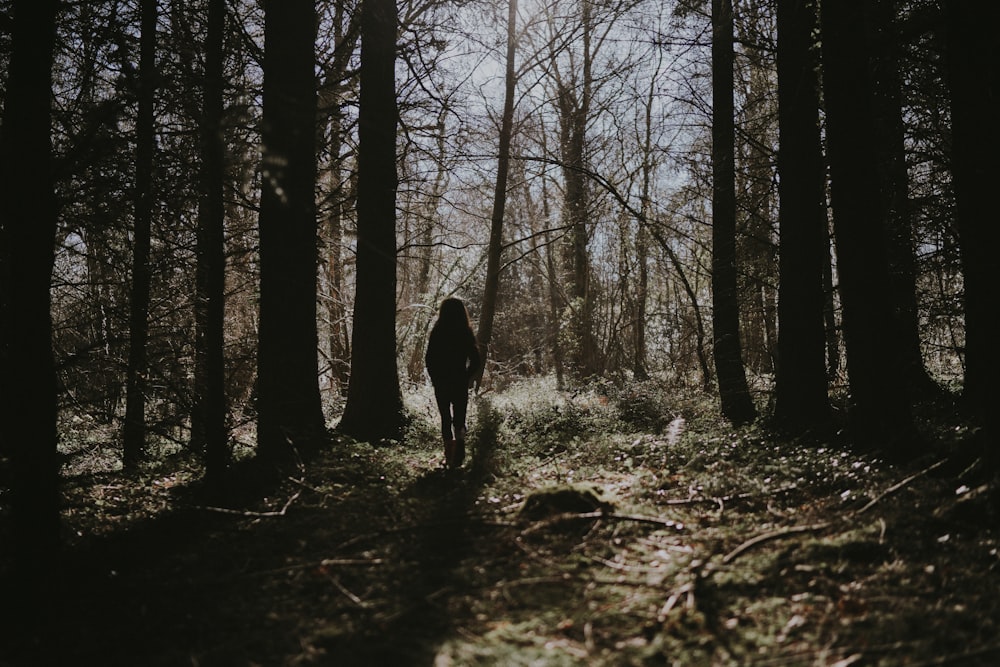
[[539, 164, 566, 389], [772, 0, 830, 431], [634, 47, 662, 382], [194, 0, 230, 485], [820, 0, 913, 452], [257, 0, 326, 463], [123, 0, 157, 469], [318, 0, 358, 394], [338, 0, 406, 441], [475, 0, 518, 389], [821, 215, 840, 379], [945, 0, 1000, 429], [0, 0, 60, 607], [869, 0, 940, 400], [711, 0, 757, 426], [552, 0, 599, 381]]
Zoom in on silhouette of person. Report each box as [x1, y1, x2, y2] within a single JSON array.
[[425, 298, 480, 468]]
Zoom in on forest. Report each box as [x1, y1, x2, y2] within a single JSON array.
[[0, 0, 998, 664]]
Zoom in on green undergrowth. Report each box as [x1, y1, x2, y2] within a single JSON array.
[[3, 377, 998, 666]]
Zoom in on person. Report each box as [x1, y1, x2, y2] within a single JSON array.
[[425, 298, 481, 468]]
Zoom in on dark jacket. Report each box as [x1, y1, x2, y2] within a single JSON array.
[[425, 325, 480, 390]]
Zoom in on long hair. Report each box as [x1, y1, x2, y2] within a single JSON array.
[[433, 297, 474, 335], [427, 298, 480, 385]]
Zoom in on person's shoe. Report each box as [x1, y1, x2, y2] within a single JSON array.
[[454, 428, 466, 467], [444, 439, 457, 468]]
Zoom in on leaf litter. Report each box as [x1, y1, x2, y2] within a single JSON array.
[[1, 378, 998, 666]]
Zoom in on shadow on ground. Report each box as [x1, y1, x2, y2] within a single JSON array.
[[1, 416, 504, 667]]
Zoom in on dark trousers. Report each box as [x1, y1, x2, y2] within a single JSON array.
[[434, 383, 468, 442]]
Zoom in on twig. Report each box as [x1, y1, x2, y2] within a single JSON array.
[[327, 574, 367, 607], [657, 582, 695, 621], [661, 483, 799, 507], [197, 491, 301, 518], [852, 458, 948, 516], [718, 521, 832, 566], [703, 457, 950, 572]]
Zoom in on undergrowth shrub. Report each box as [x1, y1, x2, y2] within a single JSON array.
[[606, 380, 679, 433]]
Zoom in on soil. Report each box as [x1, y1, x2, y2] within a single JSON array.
[[1, 386, 998, 666]]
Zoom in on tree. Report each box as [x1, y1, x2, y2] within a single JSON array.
[[711, 0, 757, 426], [945, 0, 1000, 430], [772, 0, 829, 431], [257, 0, 327, 463], [548, 0, 601, 380], [869, 0, 940, 400], [0, 0, 61, 600], [193, 0, 230, 484], [338, 0, 406, 441], [475, 0, 518, 389], [123, 0, 157, 469], [318, 1, 361, 394], [820, 0, 912, 451]]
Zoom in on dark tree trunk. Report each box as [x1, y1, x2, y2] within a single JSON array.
[[0, 0, 60, 606], [711, 0, 757, 426], [869, 0, 941, 400], [772, 0, 830, 431], [945, 0, 1000, 429], [475, 0, 518, 389], [194, 0, 230, 485], [257, 0, 326, 463], [338, 0, 406, 441], [123, 0, 157, 469], [820, 0, 913, 452]]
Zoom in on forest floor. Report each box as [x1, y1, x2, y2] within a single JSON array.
[[2, 378, 999, 666]]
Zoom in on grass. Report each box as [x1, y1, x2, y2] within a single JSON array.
[[1, 376, 998, 666]]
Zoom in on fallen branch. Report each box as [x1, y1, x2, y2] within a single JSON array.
[[661, 483, 799, 508], [719, 521, 832, 566], [853, 458, 948, 516], [197, 491, 301, 518], [701, 457, 950, 573], [520, 510, 684, 536]]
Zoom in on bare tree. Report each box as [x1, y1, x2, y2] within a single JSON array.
[[820, 0, 913, 451], [123, 0, 157, 469], [945, 0, 1000, 432], [772, 0, 830, 432], [338, 0, 406, 441], [194, 0, 230, 484], [711, 0, 757, 426], [474, 0, 518, 389], [257, 0, 327, 463], [0, 0, 61, 599]]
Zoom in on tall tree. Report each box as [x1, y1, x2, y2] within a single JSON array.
[[711, 0, 757, 426], [123, 0, 157, 469], [338, 0, 406, 441], [869, 0, 940, 400], [820, 0, 913, 451], [945, 0, 1000, 429], [0, 0, 60, 599], [475, 0, 518, 389], [772, 0, 829, 431], [318, 1, 361, 394], [551, 0, 601, 380], [193, 0, 230, 484], [257, 0, 326, 463]]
